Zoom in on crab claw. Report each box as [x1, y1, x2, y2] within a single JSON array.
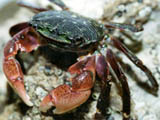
[[3, 58, 33, 106], [40, 56, 96, 114], [3, 27, 40, 106], [40, 84, 91, 114]]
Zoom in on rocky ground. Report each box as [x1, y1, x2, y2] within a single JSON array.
[[0, 0, 160, 120]]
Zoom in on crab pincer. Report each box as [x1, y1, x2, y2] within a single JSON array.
[[3, 27, 40, 106], [40, 56, 96, 114]]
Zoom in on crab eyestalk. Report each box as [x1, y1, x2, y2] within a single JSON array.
[[40, 56, 96, 114]]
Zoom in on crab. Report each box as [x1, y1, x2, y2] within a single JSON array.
[[3, 0, 159, 119]]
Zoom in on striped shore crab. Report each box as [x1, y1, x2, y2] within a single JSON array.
[[3, 0, 159, 119]]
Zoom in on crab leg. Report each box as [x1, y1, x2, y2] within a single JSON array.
[[40, 56, 96, 114], [49, 0, 69, 10], [17, 0, 68, 13], [3, 27, 40, 106], [104, 22, 143, 32], [111, 37, 159, 92], [95, 55, 111, 119], [107, 49, 130, 120], [17, 1, 49, 13]]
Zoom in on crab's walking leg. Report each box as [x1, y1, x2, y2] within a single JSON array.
[[49, 0, 69, 10], [3, 27, 40, 106], [17, 1, 49, 13], [17, 0, 68, 13], [40, 56, 96, 114], [95, 55, 111, 119], [104, 22, 143, 32], [107, 49, 130, 120], [111, 37, 159, 92]]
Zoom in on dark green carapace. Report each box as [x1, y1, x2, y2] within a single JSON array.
[[29, 10, 105, 52]]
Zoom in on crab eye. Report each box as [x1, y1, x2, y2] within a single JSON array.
[[69, 37, 84, 46]]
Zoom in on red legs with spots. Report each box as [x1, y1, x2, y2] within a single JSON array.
[[110, 37, 159, 92], [102, 23, 158, 119], [17, 0, 68, 13], [3, 27, 40, 106], [107, 49, 131, 120]]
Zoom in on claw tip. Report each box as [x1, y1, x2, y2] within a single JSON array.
[[24, 94, 33, 106], [40, 95, 54, 112]]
